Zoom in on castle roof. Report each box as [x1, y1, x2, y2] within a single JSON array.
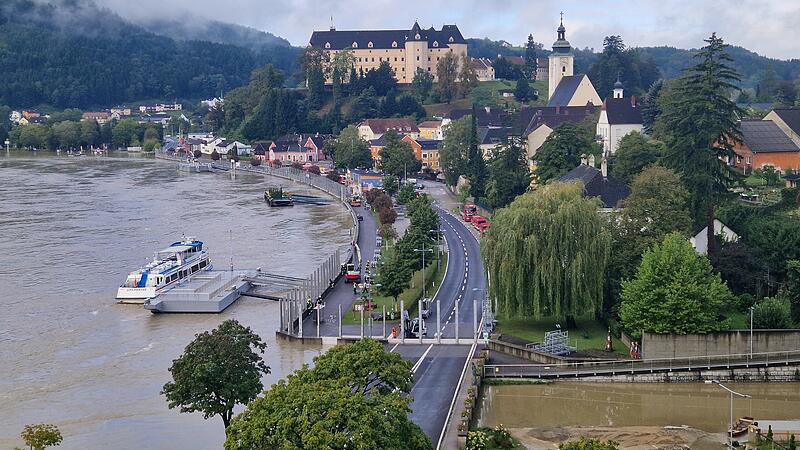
[[309, 23, 466, 51]]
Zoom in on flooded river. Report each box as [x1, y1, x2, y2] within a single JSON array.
[[0, 152, 353, 449], [478, 382, 800, 433]]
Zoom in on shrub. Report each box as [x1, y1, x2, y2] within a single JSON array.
[[250, 158, 262, 167], [466, 430, 490, 450], [379, 207, 398, 225], [372, 192, 393, 211], [492, 424, 513, 449], [291, 161, 303, 170], [307, 165, 321, 175], [753, 297, 792, 329], [210, 150, 220, 161], [379, 224, 396, 240], [326, 169, 341, 182], [193, 149, 202, 159]]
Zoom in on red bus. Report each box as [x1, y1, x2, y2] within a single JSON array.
[[462, 203, 477, 222]]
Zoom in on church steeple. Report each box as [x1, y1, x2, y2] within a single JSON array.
[[552, 12, 571, 54]]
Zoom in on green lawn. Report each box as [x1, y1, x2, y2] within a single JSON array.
[[724, 311, 749, 329], [496, 315, 627, 355], [342, 252, 448, 325]]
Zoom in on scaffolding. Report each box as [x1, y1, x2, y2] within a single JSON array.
[[527, 329, 576, 356]]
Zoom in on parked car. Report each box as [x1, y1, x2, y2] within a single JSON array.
[[357, 214, 364, 221], [472, 216, 489, 232]]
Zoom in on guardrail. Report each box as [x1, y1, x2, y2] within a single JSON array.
[[484, 350, 800, 379]]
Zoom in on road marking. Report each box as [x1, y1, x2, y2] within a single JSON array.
[[436, 342, 479, 450], [411, 344, 434, 374], [390, 343, 400, 353]]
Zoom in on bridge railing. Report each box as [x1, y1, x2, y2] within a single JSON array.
[[484, 350, 800, 378]]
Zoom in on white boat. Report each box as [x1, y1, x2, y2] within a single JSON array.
[[117, 237, 212, 300], [178, 159, 213, 173]]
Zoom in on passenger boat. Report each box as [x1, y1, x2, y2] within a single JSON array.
[[116, 237, 212, 299], [178, 159, 213, 173]]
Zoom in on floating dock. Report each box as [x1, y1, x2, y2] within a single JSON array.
[[144, 271, 251, 313]]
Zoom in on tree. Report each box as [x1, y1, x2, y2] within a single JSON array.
[[438, 116, 471, 186], [380, 130, 421, 177], [710, 240, 768, 297], [224, 339, 431, 450], [380, 89, 398, 117], [484, 140, 531, 209], [619, 233, 731, 336], [787, 260, 800, 324], [162, 320, 269, 433], [325, 126, 373, 169], [351, 86, 380, 122], [493, 57, 522, 81], [193, 149, 202, 159], [211, 149, 221, 161], [611, 132, 665, 184], [656, 33, 743, 254], [330, 48, 355, 100], [79, 120, 100, 148], [534, 122, 599, 184], [641, 79, 663, 135], [458, 54, 479, 98], [757, 64, 779, 102], [411, 67, 434, 102], [483, 182, 610, 322], [379, 207, 398, 225], [436, 51, 459, 103], [397, 183, 417, 205], [523, 34, 538, 81], [465, 110, 488, 198], [302, 47, 327, 109], [383, 174, 399, 196], [752, 297, 792, 329], [396, 94, 427, 120], [378, 249, 412, 308], [560, 438, 619, 450], [363, 61, 398, 96], [588, 35, 661, 99], [20, 424, 62, 450], [514, 77, 530, 102]]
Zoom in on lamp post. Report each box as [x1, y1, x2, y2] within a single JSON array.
[[705, 380, 751, 450], [414, 246, 434, 344], [4, 139, 9, 152], [750, 305, 755, 357], [429, 228, 442, 270]]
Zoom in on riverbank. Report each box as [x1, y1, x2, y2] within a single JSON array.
[[506, 425, 724, 450]]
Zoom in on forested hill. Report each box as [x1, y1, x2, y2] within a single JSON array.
[[0, 0, 297, 109]]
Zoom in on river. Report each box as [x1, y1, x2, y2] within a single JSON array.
[[0, 152, 353, 449], [478, 382, 800, 447]]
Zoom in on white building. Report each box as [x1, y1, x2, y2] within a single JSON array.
[[690, 219, 739, 255], [596, 81, 644, 155], [546, 17, 601, 108]]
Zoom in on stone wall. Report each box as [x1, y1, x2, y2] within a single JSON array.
[[642, 330, 800, 359], [568, 364, 800, 383]]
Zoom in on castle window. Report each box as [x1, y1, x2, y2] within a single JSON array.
[[562, 66, 566, 73], [417, 56, 420, 61], [394, 57, 397, 62], [372, 58, 375, 62], [401, 58, 404, 61], [427, 67, 431, 71], [367, 41, 373, 48], [433, 41, 439, 47], [324, 42, 331, 49], [449, 36, 454, 42], [352, 42, 358, 48], [415, 33, 421, 39], [392, 41, 398, 48]]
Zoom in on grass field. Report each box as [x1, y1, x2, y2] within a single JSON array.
[[496, 314, 628, 355], [342, 252, 448, 325]]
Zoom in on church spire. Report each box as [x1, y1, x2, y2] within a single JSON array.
[[558, 12, 566, 41], [552, 13, 571, 54]]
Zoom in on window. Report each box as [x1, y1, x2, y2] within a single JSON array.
[[422, 153, 428, 159], [433, 41, 439, 47], [367, 41, 373, 48], [449, 36, 454, 42], [394, 57, 397, 62], [352, 42, 358, 48], [428, 57, 431, 61], [415, 33, 421, 39], [401, 57, 404, 61], [417, 56, 420, 61], [427, 67, 431, 71], [372, 57, 374, 62], [392, 41, 398, 48], [324, 42, 330, 49]]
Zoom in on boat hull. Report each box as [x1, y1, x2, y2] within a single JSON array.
[[116, 286, 158, 300]]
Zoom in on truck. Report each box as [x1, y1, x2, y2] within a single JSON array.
[[471, 215, 489, 233], [344, 263, 361, 282], [402, 310, 427, 338], [350, 195, 362, 207], [462, 203, 477, 222]]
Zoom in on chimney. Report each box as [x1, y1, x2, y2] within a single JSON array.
[[601, 156, 608, 178], [485, 106, 491, 114], [587, 154, 596, 167], [580, 153, 588, 166], [631, 95, 637, 107]]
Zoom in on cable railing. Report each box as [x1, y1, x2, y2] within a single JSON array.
[[484, 350, 800, 378]]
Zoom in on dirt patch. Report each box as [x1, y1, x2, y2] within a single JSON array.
[[507, 425, 725, 450]]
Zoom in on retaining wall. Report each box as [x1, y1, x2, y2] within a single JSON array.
[[642, 330, 800, 359], [566, 364, 800, 383]]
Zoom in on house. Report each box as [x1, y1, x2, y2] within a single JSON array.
[[139, 103, 182, 113], [136, 113, 171, 126], [305, 133, 334, 161], [496, 55, 549, 81], [201, 97, 224, 109], [471, 58, 495, 81], [369, 134, 388, 162], [732, 119, 800, 173], [443, 107, 507, 128], [22, 110, 41, 120], [478, 127, 510, 159], [596, 81, 644, 154], [350, 169, 384, 193], [308, 22, 468, 84], [81, 112, 110, 124], [216, 140, 252, 157], [9, 111, 22, 124], [110, 106, 131, 117], [522, 104, 599, 166], [253, 143, 270, 161], [418, 120, 444, 140], [690, 219, 739, 255], [763, 108, 800, 147], [558, 156, 630, 210], [402, 135, 440, 165], [546, 17, 601, 107], [269, 138, 309, 163], [358, 118, 419, 141]]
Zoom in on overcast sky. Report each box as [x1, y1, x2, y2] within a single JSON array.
[[102, 0, 799, 60]]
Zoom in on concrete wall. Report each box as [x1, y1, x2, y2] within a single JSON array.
[[566, 364, 800, 383], [642, 330, 800, 359]]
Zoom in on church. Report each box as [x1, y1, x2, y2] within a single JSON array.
[[546, 16, 601, 108]]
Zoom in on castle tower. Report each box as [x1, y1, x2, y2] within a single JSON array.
[[548, 14, 574, 100]]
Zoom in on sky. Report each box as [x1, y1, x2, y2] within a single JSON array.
[[102, 0, 800, 60]]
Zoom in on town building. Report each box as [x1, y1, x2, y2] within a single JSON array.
[[110, 106, 132, 117], [201, 97, 224, 109], [596, 81, 643, 154], [471, 58, 495, 81], [9, 111, 22, 125], [547, 17, 601, 107], [139, 103, 182, 114], [267, 133, 333, 163], [478, 127, 510, 159], [350, 169, 384, 193], [731, 119, 800, 173], [690, 219, 739, 255], [496, 55, 549, 81], [558, 155, 630, 211], [418, 120, 445, 140], [763, 108, 800, 147], [81, 112, 110, 124], [357, 118, 419, 141], [308, 22, 468, 84], [521, 104, 599, 166]]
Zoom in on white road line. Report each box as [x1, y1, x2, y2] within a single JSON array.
[[390, 343, 400, 353], [411, 344, 434, 374], [436, 341, 479, 450]]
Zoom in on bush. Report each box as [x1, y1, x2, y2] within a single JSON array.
[[466, 430, 490, 450], [250, 158, 262, 167], [307, 165, 321, 175], [210, 150, 220, 161], [753, 297, 792, 329], [492, 424, 514, 449], [560, 438, 619, 450], [379, 223, 396, 240], [372, 192, 393, 211], [193, 149, 202, 159], [291, 161, 303, 170], [397, 183, 417, 204], [379, 207, 398, 225], [326, 169, 341, 182]]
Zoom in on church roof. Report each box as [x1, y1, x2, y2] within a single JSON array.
[[771, 108, 800, 137], [522, 105, 598, 135], [602, 97, 643, 125], [309, 23, 466, 50], [547, 75, 585, 107], [559, 164, 630, 208]]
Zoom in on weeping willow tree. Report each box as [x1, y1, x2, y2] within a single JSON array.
[[482, 182, 610, 323]]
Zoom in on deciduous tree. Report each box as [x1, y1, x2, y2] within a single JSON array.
[[438, 116, 471, 186], [20, 424, 62, 450], [162, 320, 269, 433], [380, 130, 421, 177], [325, 126, 373, 169], [619, 233, 731, 336], [436, 51, 459, 103], [534, 122, 599, 184], [484, 140, 531, 209], [411, 67, 434, 102], [611, 132, 665, 184]]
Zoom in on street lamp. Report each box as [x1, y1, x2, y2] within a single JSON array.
[[4, 139, 10, 152], [414, 245, 434, 344], [429, 228, 442, 269], [750, 305, 755, 357], [705, 380, 751, 450]]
